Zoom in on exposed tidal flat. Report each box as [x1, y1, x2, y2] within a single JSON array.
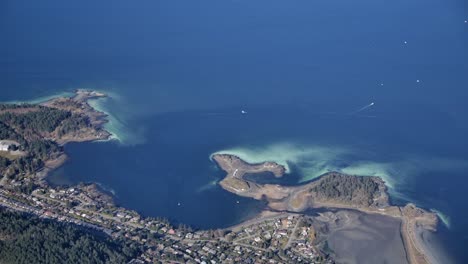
[[316, 210, 408, 264], [322, 210, 452, 264]]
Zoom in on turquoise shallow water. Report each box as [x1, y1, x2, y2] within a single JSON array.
[[2, 0, 468, 261]]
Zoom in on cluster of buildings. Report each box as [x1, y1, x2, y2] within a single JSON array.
[[0, 140, 14, 152], [140, 213, 330, 264], [0, 144, 8, 152], [0, 179, 332, 263], [0, 140, 22, 158], [224, 215, 328, 263]]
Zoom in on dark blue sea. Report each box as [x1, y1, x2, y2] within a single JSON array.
[[2, 0, 467, 262]]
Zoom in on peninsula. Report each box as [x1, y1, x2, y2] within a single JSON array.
[[212, 153, 439, 264]]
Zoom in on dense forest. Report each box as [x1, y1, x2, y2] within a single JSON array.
[[0, 209, 141, 264], [0, 104, 92, 182], [0, 104, 91, 136], [0, 119, 60, 180], [0, 106, 70, 133], [310, 173, 380, 206], [0, 104, 36, 111], [0, 122, 24, 145]]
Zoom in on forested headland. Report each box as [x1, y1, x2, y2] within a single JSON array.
[[0, 101, 101, 185]]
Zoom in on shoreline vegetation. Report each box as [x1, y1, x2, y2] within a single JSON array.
[[37, 90, 113, 181], [0, 90, 442, 263], [0, 90, 111, 186]]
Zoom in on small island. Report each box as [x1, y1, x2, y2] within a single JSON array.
[[212, 153, 439, 264]]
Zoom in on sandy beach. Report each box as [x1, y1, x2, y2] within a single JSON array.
[[414, 226, 454, 264]]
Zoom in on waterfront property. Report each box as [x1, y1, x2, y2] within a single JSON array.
[[0, 140, 21, 152], [0, 141, 9, 152]]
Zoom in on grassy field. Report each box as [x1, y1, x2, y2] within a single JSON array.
[[0, 151, 25, 160]]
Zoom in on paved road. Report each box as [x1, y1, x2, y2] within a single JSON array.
[[284, 219, 301, 249], [227, 212, 294, 232]]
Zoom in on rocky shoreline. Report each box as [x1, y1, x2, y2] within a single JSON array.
[[41, 89, 112, 145], [212, 153, 439, 264], [30, 90, 113, 185]]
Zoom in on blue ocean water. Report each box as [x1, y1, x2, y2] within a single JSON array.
[[2, 0, 468, 262]]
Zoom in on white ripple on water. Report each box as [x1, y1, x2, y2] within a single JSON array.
[[196, 179, 219, 193], [210, 143, 400, 187], [211, 143, 348, 175], [87, 90, 145, 146], [3, 91, 75, 104], [211, 142, 468, 230], [431, 209, 451, 229]]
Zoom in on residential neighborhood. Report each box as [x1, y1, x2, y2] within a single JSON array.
[[0, 180, 331, 263]]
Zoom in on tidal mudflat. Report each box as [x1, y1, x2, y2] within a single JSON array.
[[316, 210, 407, 264]]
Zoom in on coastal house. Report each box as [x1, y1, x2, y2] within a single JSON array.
[[0, 143, 9, 151], [116, 212, 126, 218], [0, 140, 21, 152]]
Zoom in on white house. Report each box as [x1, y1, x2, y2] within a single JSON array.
[[0, 143, 9, 152]]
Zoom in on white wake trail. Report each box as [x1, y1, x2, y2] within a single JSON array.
[[349, 102, 375, 115]]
